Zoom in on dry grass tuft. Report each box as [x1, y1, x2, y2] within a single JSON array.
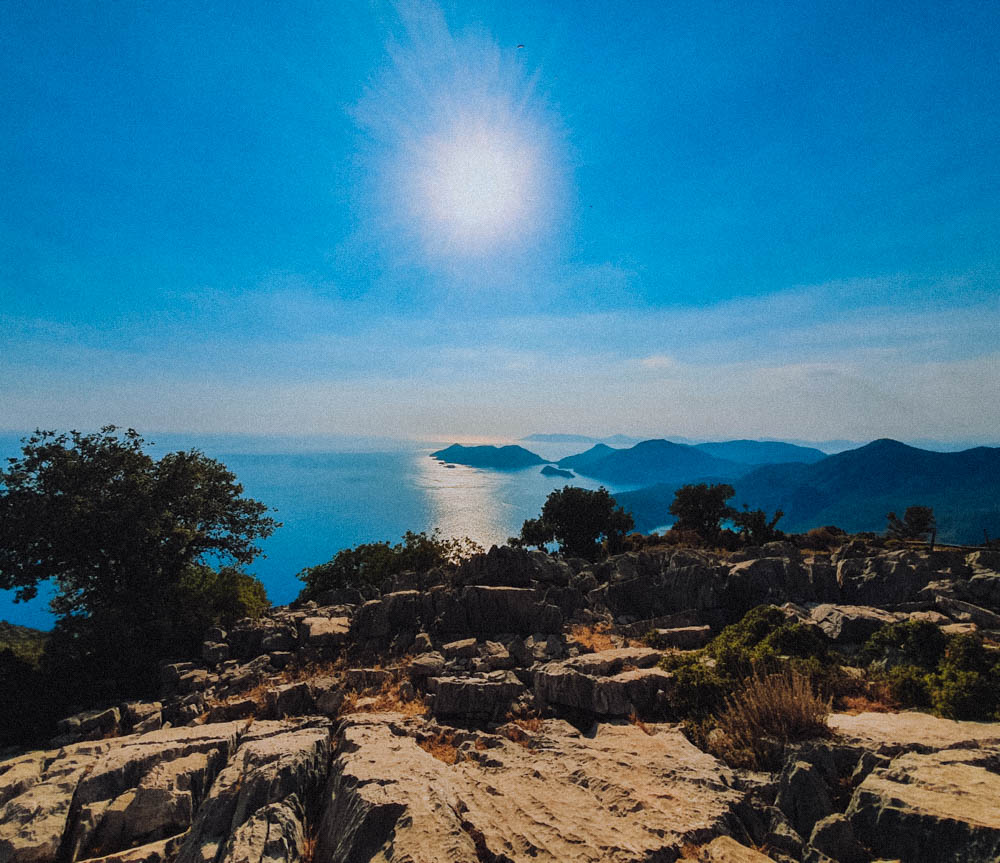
[[570, 622, 619, 652], [417, 729, 460, 764], [712, 669, 831, 768], [337, 677, 425, 717], [627, 712, 653, 735]]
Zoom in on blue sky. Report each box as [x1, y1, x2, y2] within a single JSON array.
[[3, 0, 998, 443]]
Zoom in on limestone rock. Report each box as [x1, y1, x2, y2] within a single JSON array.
[[847, 746, 1000, 862], [809, 604, 896, 643], [697, 836, 777, 862], [428, 673, 525, 721], [297, 616, 349, 649], [829, 711, 1000, 754], [775, 760, 833, 839], [316, 713, 743, 863], [808, 813, 865, 863], [534, 648, 673, 716]]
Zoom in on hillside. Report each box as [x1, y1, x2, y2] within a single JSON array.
[[616, 439, 1000, 544], [0, 620, 49, 667], [430, 444, 547, 469], [733, 438, 1000, 543], [558, 438, 744, 485], [694, 439, 827, 465]]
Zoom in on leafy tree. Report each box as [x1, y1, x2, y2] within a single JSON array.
[[519, 486, 634, 560], [732, 504, 785, 545], [668, 483, 735, 545], [513, 518, 553, 551], [298, 530, 482, 599], [886, 505, 936, 541], [0, 427, 277, 702]]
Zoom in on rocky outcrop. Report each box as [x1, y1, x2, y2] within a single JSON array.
[[316, 712, 745, 863], [846, 746, 1000, 862], [533, 647, 674, 716], [0, 719, 328, 863]]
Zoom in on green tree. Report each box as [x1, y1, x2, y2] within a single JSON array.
[[520, 486, 634, 560], [886, 505, 936, 541], [732, 504, 785, 545], [0, 427, 277, 702], [668, 483, 736, 545]]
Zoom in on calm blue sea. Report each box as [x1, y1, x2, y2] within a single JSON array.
[[0, 436, 630, 630]]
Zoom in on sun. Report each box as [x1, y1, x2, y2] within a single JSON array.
[[355, 5, 566, 267], [412, 117, 540, 252]]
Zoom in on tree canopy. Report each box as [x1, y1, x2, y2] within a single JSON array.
[[886, 505, 936, 541], [516, 486, 634, 560], [668, 483, 736, 544], [0, 427, 278, 703]]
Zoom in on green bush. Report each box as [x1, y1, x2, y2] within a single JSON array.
[[884, 664, 932, 708], [860, 619, 948, 670], [298, 530, 482, 599]]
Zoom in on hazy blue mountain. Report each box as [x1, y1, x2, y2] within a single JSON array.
[[523, 433, 601, 444], [522, 433, 643, 446], [616, 439, 1000, 544], [559, 439, 745, 485], [557, 443, 619, 473], [694, 439, 827, 465], [430, 443, 547, 469]]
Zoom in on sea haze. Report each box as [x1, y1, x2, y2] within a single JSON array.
[[0, 435, 629, 629]]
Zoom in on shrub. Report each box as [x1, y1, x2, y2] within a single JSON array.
[[298, 530, 482, 599], [860, 620, 948, 670], [885, 665, 932, 708], [713, 669, 831, 768]]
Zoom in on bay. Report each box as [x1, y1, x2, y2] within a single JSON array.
[[0, 438, 633, 629]]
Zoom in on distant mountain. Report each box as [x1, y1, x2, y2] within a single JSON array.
[[557, 444, 619, 473], [430, 444, 547, 469], [523, 434, 601, 444], [694, 439, 827, 465], [522, 433, 643, 447], [616, 439, 1000, 544], [558, 439, 744, 485]]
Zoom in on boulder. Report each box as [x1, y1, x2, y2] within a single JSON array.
[[428, 673, 526, 721], [847, 746, 1000, 862], [297, 616, 349, 649], [809, 604, 897, 643], [435, 586, 563, 637], [534, 648, 673, 716], [442, 638, 478, 659], [935, 595, 1000, 629], [408, 651, 446, 680]]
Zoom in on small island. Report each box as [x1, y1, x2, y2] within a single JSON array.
[[541, 465, 574, 478], [430, 443, 546, 469]]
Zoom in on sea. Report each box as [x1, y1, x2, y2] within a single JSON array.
[[0, 435, 634, 630]]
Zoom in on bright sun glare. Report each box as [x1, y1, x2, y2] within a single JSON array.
[[358, 4, 564, 266], [415, 119, 539, 250]]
